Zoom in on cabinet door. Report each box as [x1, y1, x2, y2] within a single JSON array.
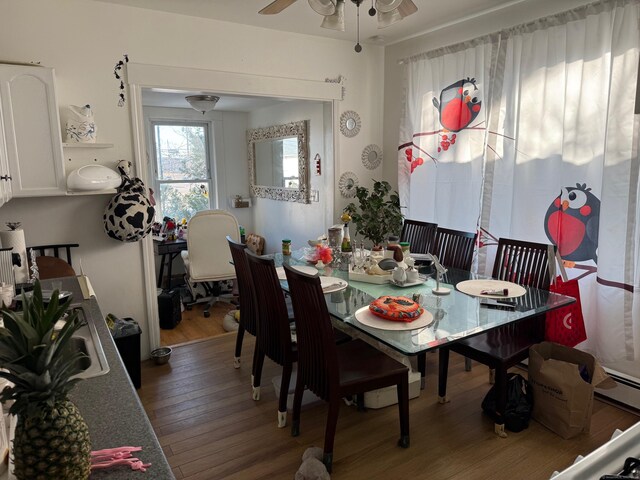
[[0, 65, 66, 196]]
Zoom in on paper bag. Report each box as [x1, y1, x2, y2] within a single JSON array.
[[528, 342, 615, 439]]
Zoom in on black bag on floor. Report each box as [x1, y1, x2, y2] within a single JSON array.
[[481, 373, 533, 432]]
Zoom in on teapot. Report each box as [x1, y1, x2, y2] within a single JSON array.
[[392, 266, 407, 284]]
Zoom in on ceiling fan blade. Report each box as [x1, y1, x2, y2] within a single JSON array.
[[259, 0, 298, 15], [397, 0, 417, 17]]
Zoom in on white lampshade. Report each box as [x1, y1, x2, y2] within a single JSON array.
[[375, 0, 403, 13], [185, 95, 220, 114], [320, 0, 345, 31], [308, 0, 336, 15]]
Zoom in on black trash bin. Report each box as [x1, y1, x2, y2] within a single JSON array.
[[106, 315, 142, 389]]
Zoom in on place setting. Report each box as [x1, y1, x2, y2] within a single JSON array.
[[276, 265, 348, 294], [354, 294, 434, 331]]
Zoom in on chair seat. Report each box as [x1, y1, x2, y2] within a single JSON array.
[[451, 324, 541, 367], [337, 340, 408, 396]]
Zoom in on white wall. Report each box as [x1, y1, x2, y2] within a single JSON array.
[[0, 0, 384, 357], [382, 0, 597, 191], [248, 100, 330, 253]]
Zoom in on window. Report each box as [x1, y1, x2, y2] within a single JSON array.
[[282, 137, 299, 188], [151, 121, 213, 221]]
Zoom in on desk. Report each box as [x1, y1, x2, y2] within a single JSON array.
[[153, 238, 187, 290]]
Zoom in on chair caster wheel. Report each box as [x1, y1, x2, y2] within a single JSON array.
[[204, 311, 210, 318], [398, 435, 410, 448]]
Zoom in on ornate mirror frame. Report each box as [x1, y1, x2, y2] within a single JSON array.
[[248, 119, 310, 203]]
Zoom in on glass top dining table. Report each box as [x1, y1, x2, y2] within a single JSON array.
[[274, 251, 576, 358]]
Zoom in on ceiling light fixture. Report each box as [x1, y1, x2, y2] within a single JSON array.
[[185, 95, 220, 114], [260, 0, 417, 53]]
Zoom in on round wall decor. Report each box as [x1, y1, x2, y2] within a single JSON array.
[[361, 144, 382, 170], [340, 110, 361, 138], [338, 171, 359, 198]]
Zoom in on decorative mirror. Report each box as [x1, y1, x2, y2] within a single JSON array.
[[340, 110, 361, 138], [248, 120, 310, 203], [362, 144, 382, 169], [339, 171, 359, 198]]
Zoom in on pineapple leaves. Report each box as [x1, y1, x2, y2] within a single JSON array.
[[0, 280, 87, 415]]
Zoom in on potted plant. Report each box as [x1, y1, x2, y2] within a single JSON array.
[[0, 281, 91, 479], [344, 180, 404, 249]]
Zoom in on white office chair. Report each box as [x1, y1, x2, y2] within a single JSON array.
[[181, 210, 240, 317]]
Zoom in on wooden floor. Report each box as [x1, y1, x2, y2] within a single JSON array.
[[139, 334, 639, 480], [160, 301, 236, 347]]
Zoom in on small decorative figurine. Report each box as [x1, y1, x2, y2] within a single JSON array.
[[426, 253, 450, 295]]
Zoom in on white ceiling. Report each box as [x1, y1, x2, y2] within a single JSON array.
[[93, 0, 529, 47], [111, 0, 531, 110]]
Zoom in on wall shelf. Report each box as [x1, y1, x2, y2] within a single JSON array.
[[62, 143, 114, 148]]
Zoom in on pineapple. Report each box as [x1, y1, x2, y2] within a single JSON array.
[[0, 281, 91, 480]]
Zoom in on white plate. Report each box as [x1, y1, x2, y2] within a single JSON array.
[[15, 290, 72, 303], [354, 305, 434, 331], [389, 276, 427, 288], [320, 276, 348, 294], [456, 279, 526, 299], [276, 265, 319, 280]]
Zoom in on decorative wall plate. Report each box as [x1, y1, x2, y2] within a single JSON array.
[[340, 110, 361, 138], [339, 171, 359, 198], [362, 144, 382, 170]]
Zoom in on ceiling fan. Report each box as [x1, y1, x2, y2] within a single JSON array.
[[259, 0, 418, 30]]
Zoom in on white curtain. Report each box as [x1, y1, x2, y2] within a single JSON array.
[[398, 0, 640, 377]]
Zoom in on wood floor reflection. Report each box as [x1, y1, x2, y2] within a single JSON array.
[[139, 334, 639, 479], [160, 301, 236, 347]]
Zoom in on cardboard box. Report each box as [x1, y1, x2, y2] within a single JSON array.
[[528, 342, 615, 439], [364, 370, 421, 409]]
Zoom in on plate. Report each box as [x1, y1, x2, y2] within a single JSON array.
[[320, 276, 348, 294], [456, 279, 526, 299], [354, 306, 434, 331], [15, 290, 72, 303], [276, 265, 319, 280], [390, 276, 427, 288]]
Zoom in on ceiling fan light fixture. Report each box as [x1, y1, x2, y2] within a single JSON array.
[[320, 0, 345, 31], [377, 7, 403, 28], [374, 0, 403, 13], [308, 0, 336, 16], [185, 95, 220, 114]]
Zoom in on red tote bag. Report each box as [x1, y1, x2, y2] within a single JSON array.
[[545, 275, 587, 347]]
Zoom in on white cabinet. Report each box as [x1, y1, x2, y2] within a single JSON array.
[[0, 64, 66, 197]]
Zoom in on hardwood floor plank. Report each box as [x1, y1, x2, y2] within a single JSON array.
[[139, 334, 639, 479]]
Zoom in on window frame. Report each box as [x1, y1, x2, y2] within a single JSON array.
[[150, 119, 214, 221]]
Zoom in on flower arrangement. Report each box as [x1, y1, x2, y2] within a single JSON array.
[[309, 243, 333, 265]]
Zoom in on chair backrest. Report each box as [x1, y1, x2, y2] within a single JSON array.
[[29, 243, 79, 267], [227, 236, 258, 337], [246, 251, 294, 366], [400, 219, 437, 254], [186, 210, 239, 282], [492, 237, 553, 290], [433, 228, 477, 271], [283, 264, 338, 401], [28, 243, 79, 280], [490, 237, 554, 344]]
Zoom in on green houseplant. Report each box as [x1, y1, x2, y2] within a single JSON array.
[[0, 281, 91, 479], [344, 180, 404, 249]]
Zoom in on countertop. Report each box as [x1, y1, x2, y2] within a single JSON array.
[[39, 277, 174, 479]]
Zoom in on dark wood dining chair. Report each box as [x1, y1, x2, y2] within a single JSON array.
[[438, 237, 553, 437], [400, 219, 437, 254], [284, 264, 410, 473], [29, 243, 79, 279], [227, 237, 258, 371], [417, 228, 478, 382], [433, 228, 477, 271], [245, 251, 297, 428]]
